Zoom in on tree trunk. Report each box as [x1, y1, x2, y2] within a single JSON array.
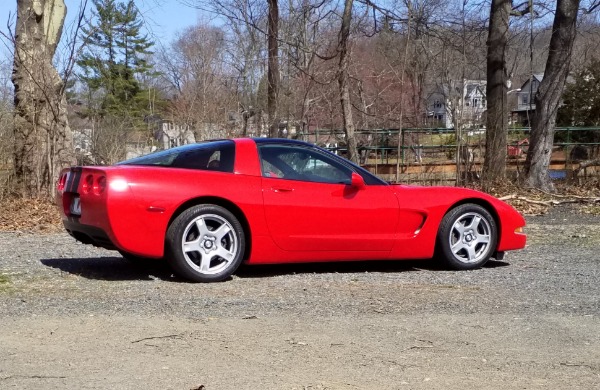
[[338, 0, 358, 163], [482, 0, 511, 187], [524, 0, 581, 192], [12, 0, 73, 198], [267, 0, 280, 138]]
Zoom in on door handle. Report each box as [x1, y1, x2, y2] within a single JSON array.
[[271, 187, 294, 193]]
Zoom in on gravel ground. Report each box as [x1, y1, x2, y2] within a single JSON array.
[[0, 205, 599, 389]]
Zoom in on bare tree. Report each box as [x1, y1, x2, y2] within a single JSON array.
[[184, 0, 267, 135], [267, 0, 280, 137], [159, 24, 233, 139], [482, 0, 511, 186], [280, 0, 331, 138], [524, 0, 581, 191], [0, 59, 13, 192], [12, 0, 74, 198], [338, 0, 359, 163]]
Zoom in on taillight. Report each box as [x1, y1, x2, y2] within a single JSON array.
[[82, 174, 94, 194], [57, 173, 67, 193], [94, 176, 106, 195]]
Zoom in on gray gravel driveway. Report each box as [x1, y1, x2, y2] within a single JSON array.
[[0, 205, 599, 389]]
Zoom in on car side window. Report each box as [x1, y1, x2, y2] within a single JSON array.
[[259, 145, 352, 184], [172, 145, 235, 172], [118, 141, 235, 173]]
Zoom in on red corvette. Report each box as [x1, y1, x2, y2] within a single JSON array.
[[57, 138, 526, 282]]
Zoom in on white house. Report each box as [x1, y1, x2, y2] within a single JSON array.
[[153, 120, 196, 150], [426, 80, 487, 128]]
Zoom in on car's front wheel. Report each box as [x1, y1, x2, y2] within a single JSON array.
[[166, 204, 245, 282], [437, 204, 497, 270]]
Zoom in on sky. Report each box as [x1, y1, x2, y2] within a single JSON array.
[[0, 0, 206, 61]]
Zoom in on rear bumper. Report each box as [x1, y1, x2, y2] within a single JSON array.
[[63, 219, 116, 250]]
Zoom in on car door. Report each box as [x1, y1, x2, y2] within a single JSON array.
[[259, 143, 399, 252]]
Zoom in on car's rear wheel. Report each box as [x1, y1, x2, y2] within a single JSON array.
[[166, 204, 245, 282], [437, 204, 497, 270]]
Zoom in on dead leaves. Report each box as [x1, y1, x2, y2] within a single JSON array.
[[497, 187, 600, 215], [0, 197, 62, 233]]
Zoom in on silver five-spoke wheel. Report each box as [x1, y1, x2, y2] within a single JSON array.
[[449, 212, 492, 264], [437, 204, 497, 270], [166, 204, 245, 282], [181, 214, 238, 275]]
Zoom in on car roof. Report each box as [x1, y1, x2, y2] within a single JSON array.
[[250, 137, 316, 147]]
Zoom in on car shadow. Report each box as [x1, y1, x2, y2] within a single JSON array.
[[235, 261, 420, 279], [484, 260, 510, 268], [40, 257, 510, 282], [40, 257, 180, 282], [235, 259, 510, 279]]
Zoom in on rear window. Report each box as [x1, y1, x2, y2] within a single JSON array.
[[117, 140, 235, 173]]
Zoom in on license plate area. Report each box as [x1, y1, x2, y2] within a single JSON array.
[[70, 196, 81, 216]]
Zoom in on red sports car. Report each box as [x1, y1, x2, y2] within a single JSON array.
[[57, 138, 526, 282]]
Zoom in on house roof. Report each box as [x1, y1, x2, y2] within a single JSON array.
[[465, 83, 486, 98], [425, 80, 486, 99]]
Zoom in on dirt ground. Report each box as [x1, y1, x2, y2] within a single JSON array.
[[1, 206, 599, 389]]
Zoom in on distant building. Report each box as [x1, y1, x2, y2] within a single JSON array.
[[426, 80, 487, 128], [150, 118, 196, 150], [72, 128, 94, 165], [511, 74, 544, 127]]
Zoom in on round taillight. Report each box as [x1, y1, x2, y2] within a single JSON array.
[[94, 176, 106, 195], [82, 174, 94, 194], [57, 173, 67, 192]]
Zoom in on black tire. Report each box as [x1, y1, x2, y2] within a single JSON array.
[[165, 204, 245, 282], [437, 203, 497, 270]]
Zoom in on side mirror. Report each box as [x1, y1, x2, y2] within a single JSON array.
[[350, 172, 366, 189]]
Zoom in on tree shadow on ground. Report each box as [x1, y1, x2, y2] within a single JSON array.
[[40, 256, 179, 282]]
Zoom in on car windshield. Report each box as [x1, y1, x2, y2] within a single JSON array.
[[117, 140, 235, 173]]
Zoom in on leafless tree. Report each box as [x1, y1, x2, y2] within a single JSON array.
[[482, 0, 511, 186], [338, 0, 359, 163], [0, 59, 13, 193], [184, 0, 268, 136], [524, 0, 581, 191], [158, 24, 234, 139], [279, 0, 332, 137], [267, 0, 280, 137], [11, 0, 76, 198]]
